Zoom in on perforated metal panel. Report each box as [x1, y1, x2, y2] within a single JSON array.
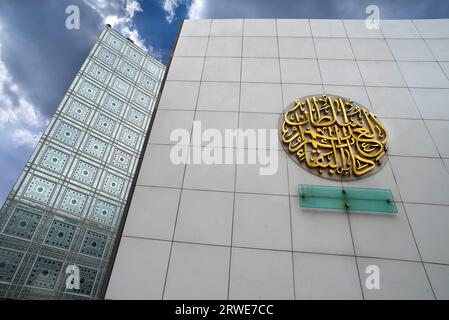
[[76, 80, 101, 103], [138, 73, 158, 94], [23, 176, 56, 204], [80, 231, 108, 258], [3, 209, 41, 240], [65, 266, 97, 296], [96, 46, 117, 67], [65, 99, 91, 122], [0, 26, 165, 299], [26, 257, 63, 289], [111, 76, 131, 97], [59, 189, 88, 216], [40, 148, 70, 173], [91, 200, 116, 226], [83, 135, 108, 160], [44, 220, 76, 249], [118, 127, 139, 149], [132, 89, 152, 108], [0, 248, 23, 283], [101, 174, 125, 197], [125, 107, 146, 127], [72, 161, 98, 186], [117, 60, 138, 80], [111, 148, 133, 173], [93, 113, 116, 136], [85, 62, 111, 83], [102, 93, 124, 115], [54, 122, 81, 146]]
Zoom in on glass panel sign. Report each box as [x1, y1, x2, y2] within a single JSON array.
[[298, 185, 398, 214]]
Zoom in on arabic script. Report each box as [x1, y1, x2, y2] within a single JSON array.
[[281, 94, 389, 179]]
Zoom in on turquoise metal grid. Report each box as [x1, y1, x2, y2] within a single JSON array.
[[0, 26, 165, 299]]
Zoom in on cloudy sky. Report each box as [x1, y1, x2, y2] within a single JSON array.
[[0, 0, 448, 205]]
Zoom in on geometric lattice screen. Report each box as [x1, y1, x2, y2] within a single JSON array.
[[0, 26, 165, 299]]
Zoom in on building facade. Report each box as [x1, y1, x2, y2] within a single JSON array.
[[1, 18, 449, 300], [106, 19, 449, 300], [0, 26, 165, 299]]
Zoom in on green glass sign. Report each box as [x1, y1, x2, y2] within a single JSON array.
[[298, 185, 398, 214]]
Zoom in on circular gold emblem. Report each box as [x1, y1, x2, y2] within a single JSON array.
[[280, 94, 389, 180]]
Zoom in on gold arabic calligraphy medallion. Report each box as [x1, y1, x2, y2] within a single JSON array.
[[280, 94, 389, 180]]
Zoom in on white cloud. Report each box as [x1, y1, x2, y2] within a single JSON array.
[[0, 42, 47, 148], [10, 128, 41, 148], [163, 0, 205, 23], [163, 0, 183, 23], [187, 0, 205, 19], [125, 0, 143, 17], [83, 0, 157, 56], [0, 45, 43, 127]]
